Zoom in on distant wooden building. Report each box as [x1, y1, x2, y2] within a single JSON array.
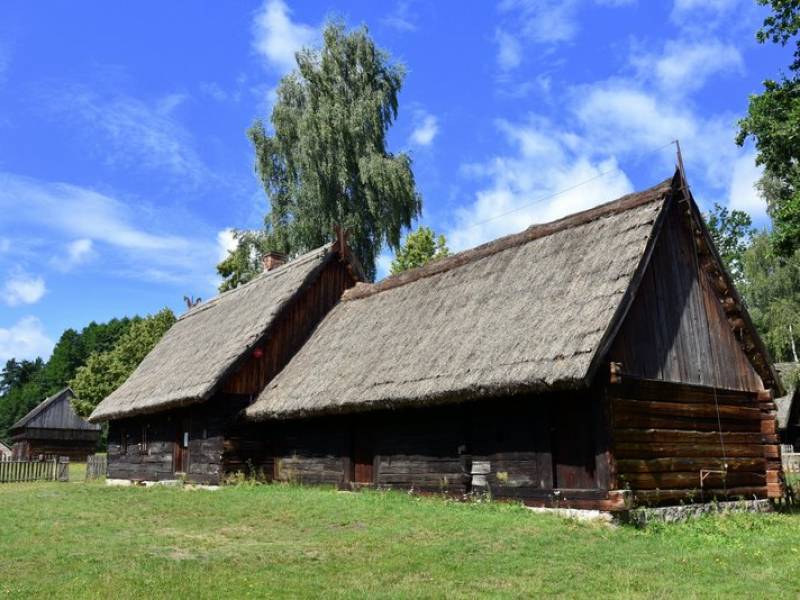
[[244, 172, 784, 509], [10, 388, 100, 460], [775, 363, 800, 450], [89, 241, 363, 484]]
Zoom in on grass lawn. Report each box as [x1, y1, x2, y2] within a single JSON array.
[[2, 482, 800, 599]]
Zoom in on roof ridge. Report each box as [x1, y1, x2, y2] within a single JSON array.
[[11, 387, 74, 430], [343, 176, 675, 303], [179, 242, 334, 321]]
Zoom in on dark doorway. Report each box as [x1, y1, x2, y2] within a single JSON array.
[[351, 430, 374, 485], [550, 397, 596, 489]]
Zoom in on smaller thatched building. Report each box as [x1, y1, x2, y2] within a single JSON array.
[[246, 171, 784, 509], [89, 240, 363, 484], [10, 388, 100, 460]]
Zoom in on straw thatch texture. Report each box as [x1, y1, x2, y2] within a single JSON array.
[[90, 245, 336, 422], [247, 180, 674, 421]]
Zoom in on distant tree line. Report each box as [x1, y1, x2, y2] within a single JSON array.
[[0, 309, 174, 444]]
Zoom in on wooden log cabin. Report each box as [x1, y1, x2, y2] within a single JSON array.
[[88, 240, 364, 484], [10, 388, 101, 460], [245, 171, 785, 509]]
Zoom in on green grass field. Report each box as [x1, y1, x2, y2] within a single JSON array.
[[2, 481, 800, 599]]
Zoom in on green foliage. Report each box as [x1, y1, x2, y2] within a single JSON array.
[[737, 79, 800, 255], [738, 2, 800, 256], [705, 204, 755, 284], [740, 233, 800, 361], [390, 226, 450, 275], [70, 308, 176, 417], [220, 21, 421, 289], [757, 0, 800, 70], [216, 230, 274, 292]]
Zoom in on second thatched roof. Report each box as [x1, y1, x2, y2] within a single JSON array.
[[247, 177, 681, 421], [90, 243, 358, 422]]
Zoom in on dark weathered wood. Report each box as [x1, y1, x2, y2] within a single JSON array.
[[614, 429, 776, 445], [612, 398, 762, 421], [222, 259, 356, 396], [607, 200, 762, 391], [619, 471, 766, 489], [616, 457, 767, 474], [633, 486, 768, 504], [615, 442, 771, 459]]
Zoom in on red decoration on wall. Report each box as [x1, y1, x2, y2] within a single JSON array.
[[253, 347, 264, 359]]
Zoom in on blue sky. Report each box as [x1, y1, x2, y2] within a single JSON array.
[[0, 0, 791, 363]]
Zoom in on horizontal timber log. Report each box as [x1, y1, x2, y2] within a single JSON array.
[[613, 413, 761, 432], [608, 379, 760, 405], [612, 398, 762, 422], [614, 429, 777, 445], [616, 457, 767, 474], [633, 486, 769, 504], [619, 471, 766, 489], [614, 442, 774, 459]]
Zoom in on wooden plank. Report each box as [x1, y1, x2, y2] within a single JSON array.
[[634, 486, 769, 504], [611, 398, 762, 422], [614, 429, 776, 445], [609, 378, 760, 406], [619, 471, 766, 489], [614, 442, 770, 459], [616, 457, 767, 474]]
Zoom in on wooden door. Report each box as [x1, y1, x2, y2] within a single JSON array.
[[174, 417, 190, 474], [352, 431, 374, 485], [551, 397, 596, 489]]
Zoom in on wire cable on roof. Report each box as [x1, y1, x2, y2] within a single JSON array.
[[459, 140, 678, 232]]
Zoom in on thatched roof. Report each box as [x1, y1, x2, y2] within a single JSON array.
[[247, 174, 781, 421], [247, 179, 670, 420], [12, 388, 99, 432], [90, 243, 358, 422], [775, 362, 799, 429]]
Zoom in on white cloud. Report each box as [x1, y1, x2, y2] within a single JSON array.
[[382, 2, 418, 32], [217, 228, 238, 261], [375, 252, 393, 281], [0, 316, 54, 362], [448, 117, 634, 251], [49, 87, 203, 180], [3, 272, 46, 307], [0, 172, 220, 285], [252, 0, 316, 73], [728, 151, 767, 218], [496, 29, 522, 71], [632, 39, 743, 93], [409, 111, 439, 147], [672, 0, 739, 17], [51, 238, 94, 272], [500, 0, 581, 45]]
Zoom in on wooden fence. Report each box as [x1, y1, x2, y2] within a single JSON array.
[[85, 454, 107, 480], [0, 456, 69, 483]]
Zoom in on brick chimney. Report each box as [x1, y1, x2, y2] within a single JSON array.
[[262, 251, 287, 272]]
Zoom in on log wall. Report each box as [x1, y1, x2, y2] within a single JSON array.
[[106, 396, 248, 485], [608, 377, 782, 505], [265, 394, 616, 507]]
